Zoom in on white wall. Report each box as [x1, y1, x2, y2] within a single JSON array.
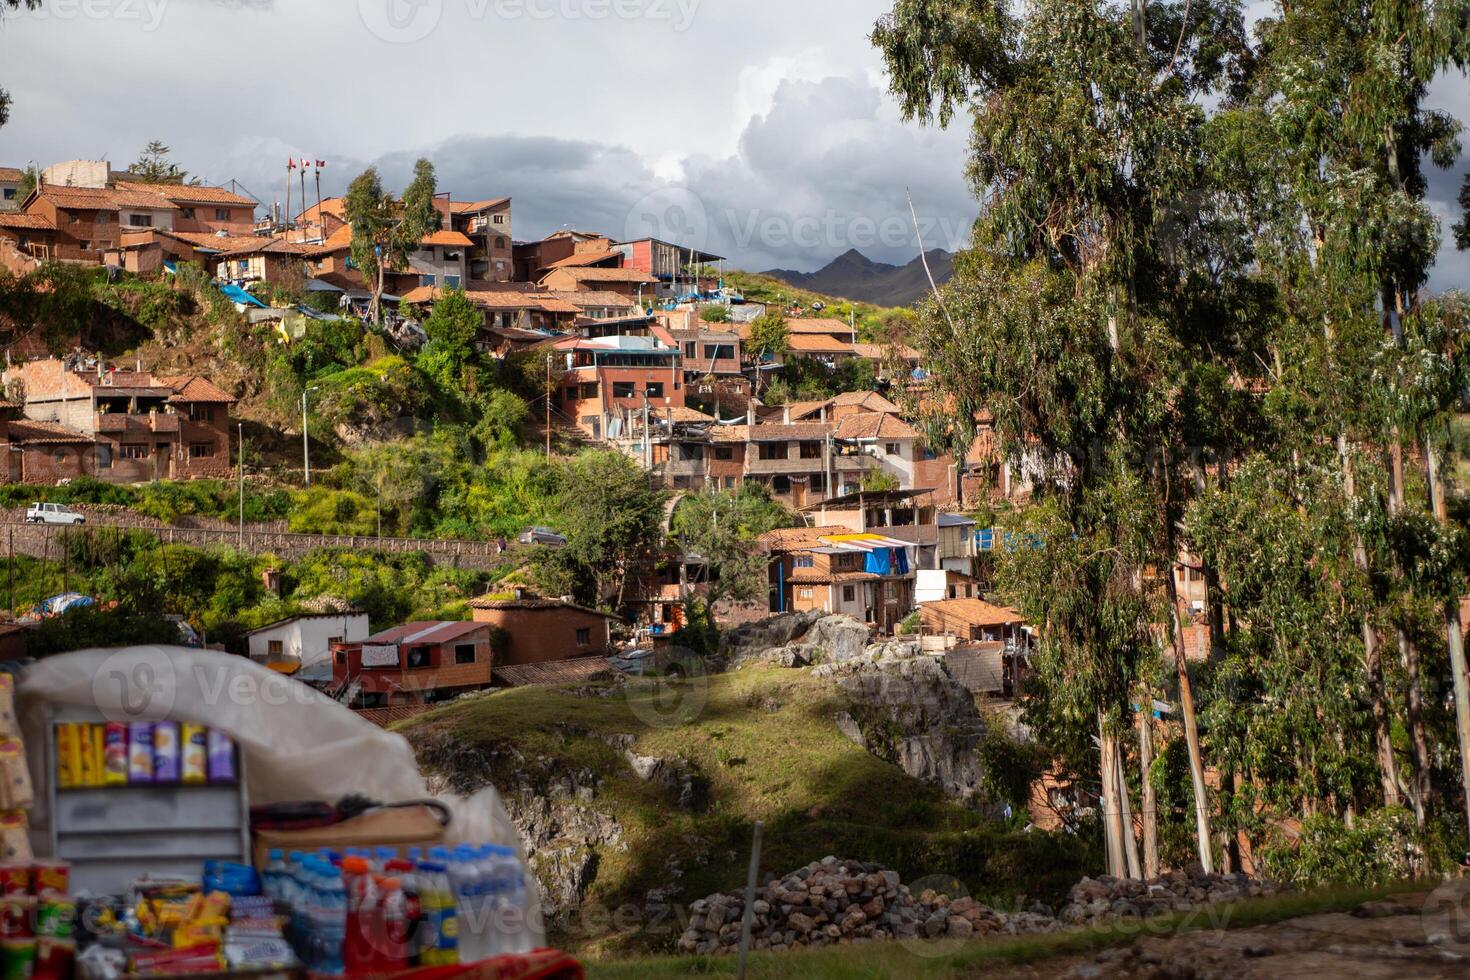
[[914, 569, 949, 606], [248, 614, 370, 667]]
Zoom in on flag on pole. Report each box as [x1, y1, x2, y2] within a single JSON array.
[[287, 159, 296, 170], [315, 161, 327, 170]]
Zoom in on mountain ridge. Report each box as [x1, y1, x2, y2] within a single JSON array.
[[760, 248, 954, 307]]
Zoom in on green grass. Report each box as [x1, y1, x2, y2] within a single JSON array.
[[397, 669, 1094, 959], [584, 882, 1412, 979]]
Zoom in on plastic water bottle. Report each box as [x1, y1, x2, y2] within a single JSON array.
[[416, 861, 458, 966], [380, 877, 411, 970], [493, 847, 534, 955], [318, 867, 348, 975], [264, 849, 288, 903], [448, 849, 489, 963]]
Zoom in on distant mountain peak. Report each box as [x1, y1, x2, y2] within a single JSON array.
[[759, 248, 954, 307]]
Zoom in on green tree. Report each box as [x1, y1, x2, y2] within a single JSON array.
[[747, 312, 789, 360], [419, 287, 481, 385], [128, 140, 193, 185], [546, 451, 667, 608], [876, 0, 1252, 877], [344, 160, 441, 324], [670, 484, 796, 605], [699, 304, 731, 324]]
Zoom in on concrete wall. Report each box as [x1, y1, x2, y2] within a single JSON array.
[[248, 613, 371, 667]]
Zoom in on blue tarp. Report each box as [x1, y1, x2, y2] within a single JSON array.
[[893, 548, 910, 575], [37, 593, 94, 617], [219, 284, 268, 308], [865, 549, 892, 576]]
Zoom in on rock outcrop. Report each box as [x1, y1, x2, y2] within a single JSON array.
[[721, 611, 871, 668], [819, 644, 990, 804]]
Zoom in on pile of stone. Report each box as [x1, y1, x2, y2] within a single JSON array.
[[1057, 870, 1287, 926], [677, 857, 1059, 955], [678, 860, 1288, 956]]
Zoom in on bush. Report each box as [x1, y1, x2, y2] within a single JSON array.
[[1262, 807, 1423, 886], [699, 305, 732, 323], [288, 488, 379, 536]]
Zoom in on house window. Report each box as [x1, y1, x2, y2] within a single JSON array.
[[759, 442, 786, 461], [268, 640, 284, 658], [188, 443, 215, 459], [215, 208, 230, 221], [445, 275, 462, 289], [799, 589, 814, 600], [843, 586, 856, 602], [885, 443, 900, 456], [494, 260, 506, 271], [188, 404, 213, 423], [705, 345, 735, 361], [419, 274, 437, 287], [328, 636, 344, 646], [335, 650, 347, 665], [455, 644, 476, 665], [680, 445, 705, 461], [68, 214, 80, 225], [714, 447, 733, 461], [794, 555, 815, 569], [119, 444, 148, 460], [493, 214, 505, 225], [406, 647, 431, 668], [179, 207, 195, 219], [1, 189, 13, 201], [613, 381, 635, 399], [576, 628, 591, 646], [800, 442, 822, 459], [79, 241, 91, 251], [645, 382, 664, 399], [127, 214, 152, 227], [494, 237, 507, 249], [683, 342, 697, 358]]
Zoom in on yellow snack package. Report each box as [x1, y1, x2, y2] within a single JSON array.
[[54, 725, 77, 790]]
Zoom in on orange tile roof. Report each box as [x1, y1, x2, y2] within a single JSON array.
[[37, 184, 179, 211], [421, 229, 474, 248], [759, 525, 853, 553], [297, 198, 346, 222], [785, 333, 856, 355], [854, 341, 923, 362], [834, 413, 921, 441], [450, 198, 510, 214], [832, 390, 903, 412], [0, 213, 54, 230], [921, 597, 1025, 629], [550, 290, 638, 309], [158, 376, 236, 404], [0, 167, 24, 182], [114, 181, 257, 208], [400, 285, 578, 313], [6, 420, 91, 445], [545, 249, 622, 270], [552, 267, 658, 284], [303, 225, 354, 256], [787, 318, 858, 336]]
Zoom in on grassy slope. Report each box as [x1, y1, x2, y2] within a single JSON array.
[[586, 882, 1409, 979], [398, 668, 1091, 958], [723, 272, 903, 342]]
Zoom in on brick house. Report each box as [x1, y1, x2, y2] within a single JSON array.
[[0, 167, 23, 212], [514, 230, 613, 282], [614, 238, 724, 298], [2, 359, 234, 483], [20, 184, 179, 262], [446, 198, 513, 283], [554, 335, 686, 440], [759, 525, 917, 635], [113, 182, 258, 236], [540, 265, 659, 300], [0, 212, 57, 267], [469, 595, 618, 667], [331, 621, 498, 707]]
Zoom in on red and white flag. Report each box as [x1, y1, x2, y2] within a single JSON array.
[[287, 159, 296, 170], [315, 160, 327, 170]]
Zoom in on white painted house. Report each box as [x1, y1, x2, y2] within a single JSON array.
[[247, 612, 370, 681]]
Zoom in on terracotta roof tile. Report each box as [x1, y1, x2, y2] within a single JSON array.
[[551, 267, 658, 284], [449, 198, 510, 214], [421, 229, 474, 248], [787, 318, 858, 336], [6, 420, 91, 445], [0, 168, 24, 182], [786, 334, 856, 355], [37, 184, 179, 211], [114, 181, 257, 208], [544, 249, 622, 270], [0, 213, 54, 230], [920, 598, 1025, 629], [834, 413, 921, 441], [158, 376, 236, 404], [759, 525, 853, 553]]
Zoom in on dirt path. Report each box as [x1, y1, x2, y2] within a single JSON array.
[[981, 880, 1470, 980]]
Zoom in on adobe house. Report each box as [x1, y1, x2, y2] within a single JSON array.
[[469, 595, 619, 667], [331, 621, 498, 708]]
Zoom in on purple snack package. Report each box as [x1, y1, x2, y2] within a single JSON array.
[[152, 720, 180, 783], [206, 728, 236, 783], [127, 722, 154, 783]]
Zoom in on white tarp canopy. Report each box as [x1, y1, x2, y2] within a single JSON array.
[[15, 647, 542, 941]]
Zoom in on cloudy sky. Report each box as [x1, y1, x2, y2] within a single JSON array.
[[0, 0, 1465, 288]]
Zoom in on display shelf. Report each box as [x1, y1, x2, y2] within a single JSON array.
[[43, 706, 250, 896]]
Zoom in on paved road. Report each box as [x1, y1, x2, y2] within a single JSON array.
[[0, 520, 510, 570]]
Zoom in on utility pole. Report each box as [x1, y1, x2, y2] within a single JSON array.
[[545, 354, 553, 460], [302, 386, 320, 486], [237, 422, 244, 549], [643, 391, 652, 471], [314, 161, 326, 244], [284, 161, 292, 234]]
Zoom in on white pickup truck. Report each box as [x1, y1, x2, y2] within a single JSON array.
[[25, 502, 86, 526]]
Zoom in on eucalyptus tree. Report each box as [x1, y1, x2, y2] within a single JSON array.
[[875, 0, 1252, 875], [1241, 0, 1470, 829], [344, 160, 442, 325]]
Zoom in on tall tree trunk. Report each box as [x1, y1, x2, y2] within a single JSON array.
[[1338, 434, 1403, 807], [1099, 715, 1127, 878], [1166, 558, 1214, 872], [1116, 735, 1142, 879], [1427, 441, 1470, 840], [1387, 439, 1431, 829], [1138, 706, 1160, 878]]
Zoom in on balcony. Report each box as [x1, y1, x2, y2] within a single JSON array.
[[94, 412, 181, 435]]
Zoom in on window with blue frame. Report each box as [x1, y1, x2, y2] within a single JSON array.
[[445, 275, 462, 289]]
